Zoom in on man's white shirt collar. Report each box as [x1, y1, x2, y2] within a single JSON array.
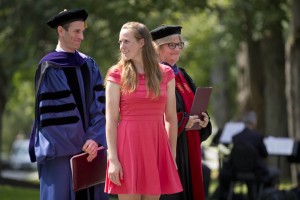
[[56, 44, 66, 52]]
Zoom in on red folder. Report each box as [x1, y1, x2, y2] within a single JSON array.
[[70, 146, 107, 192], [186, 87, 212, 131]]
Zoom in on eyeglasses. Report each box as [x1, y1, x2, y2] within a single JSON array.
[[167, 42, 184, 49]]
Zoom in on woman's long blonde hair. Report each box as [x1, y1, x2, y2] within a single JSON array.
[[106, 22, 162, 97]]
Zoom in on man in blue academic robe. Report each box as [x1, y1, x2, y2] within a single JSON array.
[[29, 8, 108, 200]]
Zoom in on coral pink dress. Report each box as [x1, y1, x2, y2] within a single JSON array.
[[104, 64, 182, 195]]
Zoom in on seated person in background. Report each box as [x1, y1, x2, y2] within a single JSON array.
[[214, 111, 279, 200]]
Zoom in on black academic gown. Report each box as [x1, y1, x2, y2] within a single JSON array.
[[161, 68, 212, 200]]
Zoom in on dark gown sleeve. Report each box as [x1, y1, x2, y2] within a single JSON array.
[[201, 121, 212, 142]]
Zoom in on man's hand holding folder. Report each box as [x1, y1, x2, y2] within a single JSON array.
[[70, 146, 107, 192], [82, 139, 99, 162]]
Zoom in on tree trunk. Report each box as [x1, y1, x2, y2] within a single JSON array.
[[260, 8, 288, 177], [286, 0, 300, 184], [236, 6, 266, 133], [236, 42, 252, 116], [211, 51, 233, 129], [237, 40, 265, 133]]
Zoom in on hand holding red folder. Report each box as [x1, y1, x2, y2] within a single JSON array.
[[70, 146, 107, 192], [186, 87, 212, 131], [82, 139, 99, 162]]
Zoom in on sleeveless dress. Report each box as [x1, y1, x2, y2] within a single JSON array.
[[104, 64, 183, 195]]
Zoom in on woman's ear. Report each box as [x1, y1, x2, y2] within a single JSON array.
[[139, 38, 145, 48]]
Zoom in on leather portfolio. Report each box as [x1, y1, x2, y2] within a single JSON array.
[[186, 87, 212, 131], [70, 146, 107, 192]]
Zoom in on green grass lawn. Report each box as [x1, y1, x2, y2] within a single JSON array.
[[0, 185, 39, 200]]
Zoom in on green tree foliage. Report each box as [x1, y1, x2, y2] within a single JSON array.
[[0, 0, 218, 154], [0, 1, 297, 181]]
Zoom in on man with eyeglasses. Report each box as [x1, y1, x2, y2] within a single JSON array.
[[151, 25, 212, 200]]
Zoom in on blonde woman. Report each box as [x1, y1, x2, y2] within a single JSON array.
[[151, 25, 212, 200], [104, 22, 182, 200]]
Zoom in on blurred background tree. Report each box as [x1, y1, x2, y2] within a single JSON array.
[[0, 0, 299, 183]]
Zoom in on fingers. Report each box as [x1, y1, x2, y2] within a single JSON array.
[[86, 152, 97, 162], [83, 140, 99, 162], [201, 112, 209, 121], [108, 160, 123, 186], [109, 173, 121, 186], [185, 115, 199, 129], [189, 115, 199, 120], [200, 112, 209, 127], [188, 114, 209, 128], [82, 140, 98, 154]]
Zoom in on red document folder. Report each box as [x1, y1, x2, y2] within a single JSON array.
[[70, 146, 107, 192], [186, 87, 212, 131]]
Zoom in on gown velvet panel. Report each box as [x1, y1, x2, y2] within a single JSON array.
[[104, 64, 182, 195]]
